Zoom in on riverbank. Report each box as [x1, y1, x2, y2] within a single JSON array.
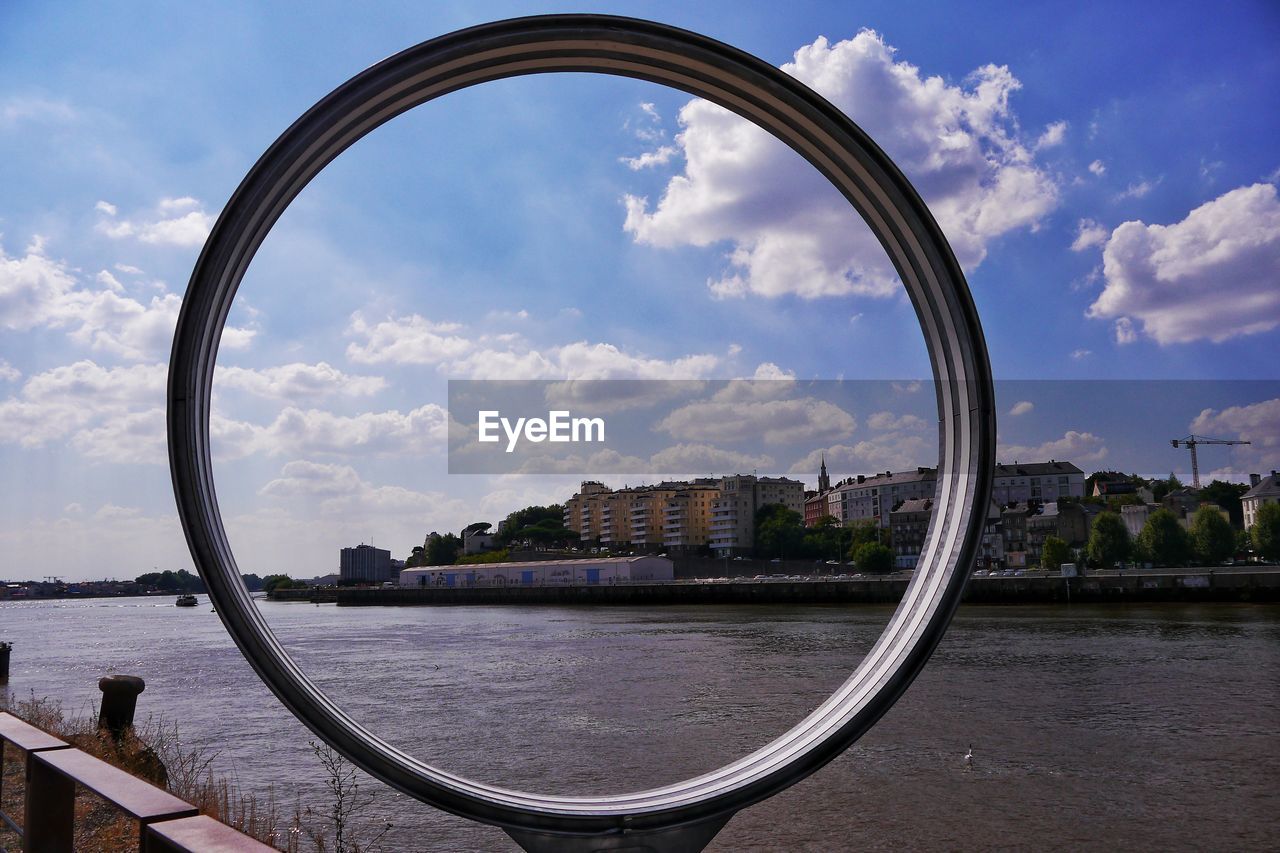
[[315, 568, 1280, 606]]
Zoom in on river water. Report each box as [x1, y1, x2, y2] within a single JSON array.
[[2, 598, 1277, 851]]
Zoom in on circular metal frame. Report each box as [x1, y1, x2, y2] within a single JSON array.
[[168, 14, 995, 841]]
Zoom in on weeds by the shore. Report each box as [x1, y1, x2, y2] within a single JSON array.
[[0, 692, 389, 852]]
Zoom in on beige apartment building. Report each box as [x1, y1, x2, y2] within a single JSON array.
[[564, 476, 799, 555], [708, 475, 805, 556], [662, 482, 722, 553]]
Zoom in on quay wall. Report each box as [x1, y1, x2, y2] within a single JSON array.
[[329, 570, 1280, 607]]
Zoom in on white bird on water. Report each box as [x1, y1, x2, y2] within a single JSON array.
[[964, 744, 974, 770]]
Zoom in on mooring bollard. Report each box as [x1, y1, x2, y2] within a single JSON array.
[[0, 641, 10, 683], [98, 674, 145, 738]]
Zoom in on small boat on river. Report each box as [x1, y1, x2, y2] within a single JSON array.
[[175, 594, 198, 607]]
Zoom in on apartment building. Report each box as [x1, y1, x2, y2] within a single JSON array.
[[709, 474, 805, 556], [992, 461, 1085, 505], [662, 482, 722, 553], [834, 468, 938, 529]]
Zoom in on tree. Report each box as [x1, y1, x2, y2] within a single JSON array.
[[1136, 509, 1190, 567], [1189, 505, 1235, 565], [852, 542, 893, 574], [1086, 512, 1130, 568], [424, 533, 462, 566], [262, 574, 296, 594], [844, 521, 883, 559], [1252, 502, 1280, 562], [801, 515, 845, 560], [1151, 474, 1182, 504], [755, 504, 805, 558], [1040, 536, 1072, 571], [461, 521, 492, 537], [496, 505, 565, 544], [1198, 480, 1249, 528]]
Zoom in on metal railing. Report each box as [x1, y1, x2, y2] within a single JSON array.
[[0, 711, 272, 852]]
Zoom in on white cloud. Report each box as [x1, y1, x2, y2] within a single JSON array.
[[866, 410, 928, 431], [1070, 218, 1109, 252], [236, 404, 449, 459], [751, 362, 796, 381], [0, 360, 166, 449], [1087, 183, 1280, 344], [216, 362, 386, 400], [1113, 317, 1137, 344], [1088, 160, 1106, 177], [0, 239, 253, 358], [0, 360, 20, 383], [0, 238, 78, 330], [1008, 400, 1034, 417], [1035, 121, 1067, 150], [622, 30, 1060, 300], [621, 146, 678, 170], [647, 443, 774, 474], [1070, 348, 1092, 360], [1114, 179, 1157, 201], [346, 311, 721, 380], [0, 96, 75, 126], [96, 197, 214, 247], [1190, 398, 1280, 469], [998, 430, 1108, 463], [657, 397, 856, 445], [790, 435, 933, 476]]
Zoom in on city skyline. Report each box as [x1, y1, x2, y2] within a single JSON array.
[[2, 2, 1278, 580]]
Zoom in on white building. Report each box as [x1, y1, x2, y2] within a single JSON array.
[[1243, 471, 1280, 530], [992, 461, 1084, 505], [834, 468, 938, 529], [399, 556, 674, 588]]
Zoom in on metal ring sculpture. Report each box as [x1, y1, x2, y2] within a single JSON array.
[[168, 14, 995, 851]]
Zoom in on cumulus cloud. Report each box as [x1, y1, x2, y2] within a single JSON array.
[[1190, 398, 1280, 469], [346, 311, 721, 380], [647, 443, 774, 474], [0, 360, 166, 450], [258, 460, 469, 524], [0, 239, 253, 358], [622, 29, 1060, 300], [216, 362, 386, 400], [657, 397, 856, 445], [621, 146, 678, 170], [1114, 179, 1158, 201], [1071, 218, 1109, 252], [1087, 183, 1280, 344], [866, 410, 929, 431], [790, 435, 934, 476], [1035, 121, 1067, 150], [998, 430, 1108, 464], [0, 359, 442, 463], [1088, 160, 1106, 177], [1008, 400, 1034, 416], [96, 197, 213, 247]]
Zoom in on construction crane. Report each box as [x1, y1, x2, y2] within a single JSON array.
[[1170, 435, 1251, 489]]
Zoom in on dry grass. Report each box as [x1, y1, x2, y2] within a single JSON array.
[[0, 691, 304, 851], [0, 692, 393, 852]]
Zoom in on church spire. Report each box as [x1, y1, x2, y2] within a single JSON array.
[[818, 453, 830, 493]]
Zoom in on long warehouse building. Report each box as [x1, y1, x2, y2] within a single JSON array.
[[399, 556, 674, 588]]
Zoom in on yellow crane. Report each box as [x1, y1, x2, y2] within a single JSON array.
[[1170, 435, 1251, 489]]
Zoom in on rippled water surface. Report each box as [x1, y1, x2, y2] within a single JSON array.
[[3, 598, 1277, 851]]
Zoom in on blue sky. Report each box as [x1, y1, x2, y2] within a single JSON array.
[[2, 1, 1278, 580]]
